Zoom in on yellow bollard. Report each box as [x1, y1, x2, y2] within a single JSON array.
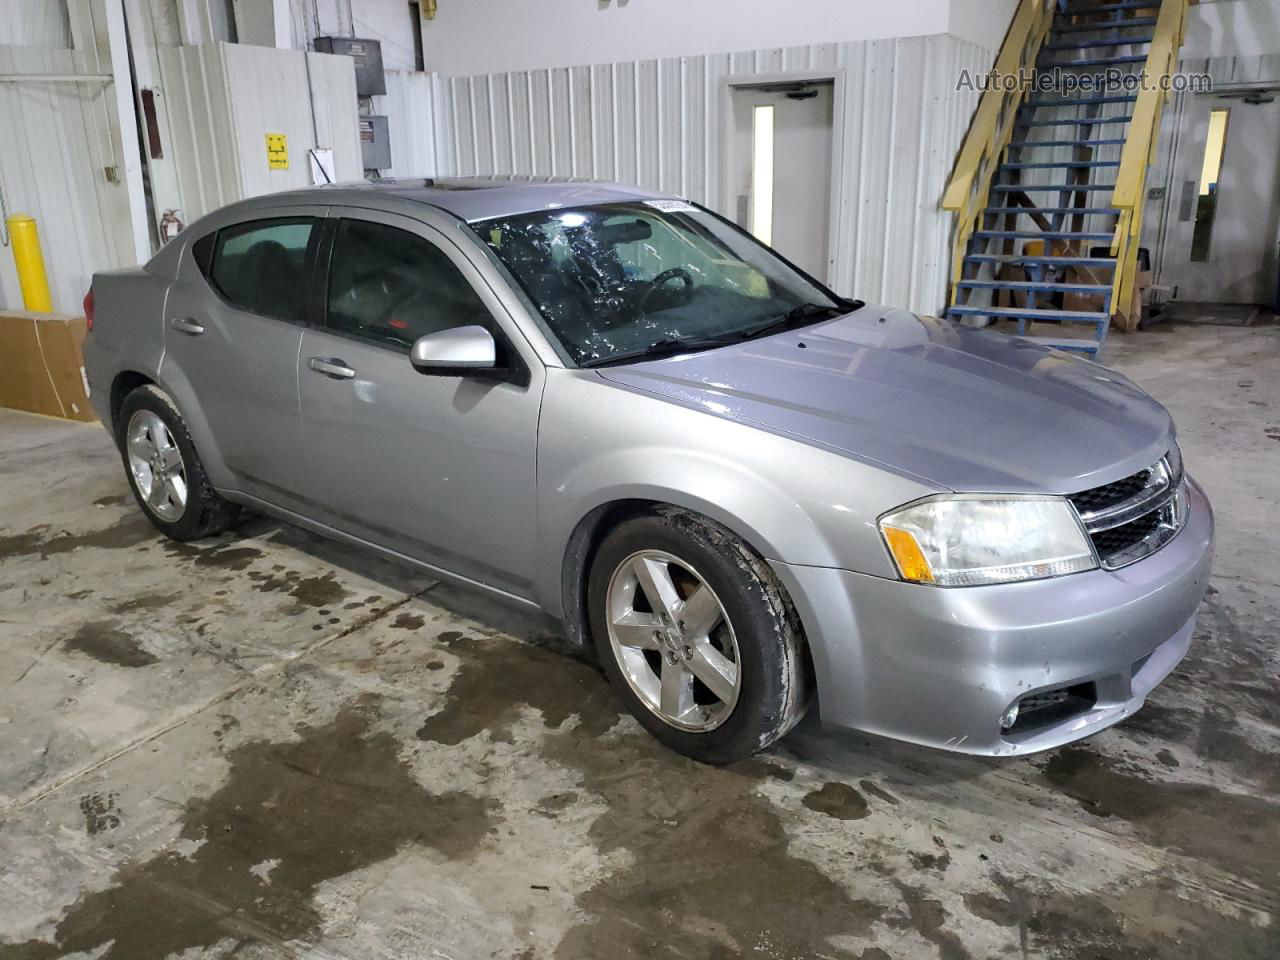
[[7, 214, 54, 313]]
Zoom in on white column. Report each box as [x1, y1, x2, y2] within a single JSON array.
[[273, 0, 294, 49], [103, 0, 153, 264]]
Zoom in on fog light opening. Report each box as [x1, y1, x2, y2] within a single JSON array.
[[1000, 703, 1020, 733]]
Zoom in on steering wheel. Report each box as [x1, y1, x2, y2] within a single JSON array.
[[638, 267, 694, 310]]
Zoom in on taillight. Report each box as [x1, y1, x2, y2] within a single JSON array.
[[83, 288, 95, 331]]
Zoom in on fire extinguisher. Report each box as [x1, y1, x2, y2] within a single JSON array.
[[159, 209, 184, 243]]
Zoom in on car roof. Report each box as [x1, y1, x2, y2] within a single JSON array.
[[279, 175, 676, 224]]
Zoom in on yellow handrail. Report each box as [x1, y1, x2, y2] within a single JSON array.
[[1108, 0, 1189, 326], [942, 0, 1057, 291]]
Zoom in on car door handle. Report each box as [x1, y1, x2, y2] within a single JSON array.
[[307, 357, 356, 380], [170, 317, 205, 336]]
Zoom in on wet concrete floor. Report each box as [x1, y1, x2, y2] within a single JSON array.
[[0, 322, 1276, 958]]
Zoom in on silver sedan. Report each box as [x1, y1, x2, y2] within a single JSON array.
[[83, 177, 1213, 763]]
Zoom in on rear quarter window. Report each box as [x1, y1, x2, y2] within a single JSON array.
[[191, 232, 215, 275]]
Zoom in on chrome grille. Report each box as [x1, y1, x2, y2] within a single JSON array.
[[1069, 451, 1187, 569], [1069, 469, 1151, 513]]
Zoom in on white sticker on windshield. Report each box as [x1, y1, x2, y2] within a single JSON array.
[[644, 199, 698, 213]]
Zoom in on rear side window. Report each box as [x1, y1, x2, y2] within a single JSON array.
[[325, 218, 493, 351], [204, 218, 317, 324]]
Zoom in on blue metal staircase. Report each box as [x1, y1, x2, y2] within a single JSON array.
[[945, 0, 1165, 357]]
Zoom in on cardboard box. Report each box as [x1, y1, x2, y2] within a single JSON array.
[[1062, 262, 1110, 314], [994, 263, 1029, 309], [0, 311, 97, 422]]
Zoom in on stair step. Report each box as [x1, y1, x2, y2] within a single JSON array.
[[1002, 160, 1121, 169], [1054, 16, 1156, 31], [1042, 54, 1148, 68], [1044, 36, 1154, 50], [974, 230, 1115, 241], [1024, 94, 1139, 107], [991, 183, 1115, 192], [1020, 115, 1133, 126], [1064, 0, 1159, 13], [956, 280, 1113, 295], [1008, 138, 1127, 148], [984, 206, 1120, 215], [1019, 335, 1104, 354], [948, 305, 1110, 323], [967, 254, 1118, 268]]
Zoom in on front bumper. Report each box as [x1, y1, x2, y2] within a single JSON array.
[[771, 476, 1214, 755]]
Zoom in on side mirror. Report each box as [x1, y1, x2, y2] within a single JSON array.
[[410, 325, 497, 375]]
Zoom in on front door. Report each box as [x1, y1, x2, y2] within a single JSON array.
[[1157, 93, 1280, 305], [162, 208, 325, 508], [731, 82, 834, 281], [297, 210, 543, 598]]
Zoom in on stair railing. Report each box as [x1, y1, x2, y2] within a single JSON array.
[[1108, 0, 1189, 327], [942, 0, 1058, 296]]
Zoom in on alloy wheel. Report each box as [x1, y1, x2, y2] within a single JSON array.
[[126, 410, 188, 522], [605, 549, 741, 731]]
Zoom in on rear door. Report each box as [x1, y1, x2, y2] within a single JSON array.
[[296, 209, 543, 598], [162, 206, 325, 508]]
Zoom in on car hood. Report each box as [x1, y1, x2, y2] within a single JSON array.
[[594, 307, 1175, 494]]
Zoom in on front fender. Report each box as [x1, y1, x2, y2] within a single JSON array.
[[534, 370, 936, 616]]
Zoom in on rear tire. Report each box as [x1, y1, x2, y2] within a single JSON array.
[[587, 507, 808, 764], [116, 385, 239, 541]]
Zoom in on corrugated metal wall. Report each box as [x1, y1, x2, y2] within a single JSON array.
[[427, 36, 991, 314], [377, 70, 452, 178], [156, 44, 241, 223], [157, 42, 364, 224], [0, 45, 133, 313], [2, 1, 71, 48], [220, 44, 363, 200]]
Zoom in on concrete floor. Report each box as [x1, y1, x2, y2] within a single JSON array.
[[0, 321, 1276, 960]]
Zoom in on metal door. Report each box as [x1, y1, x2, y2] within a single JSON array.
[[1157, 94, 1280, 305], [731, 82, 835, 282]]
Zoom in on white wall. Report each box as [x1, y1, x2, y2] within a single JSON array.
[[346, 0, 422, 72], [435, 35, 990, 314], [1182, 0, 1280, 59], [947, 0, 1020, 53], [0, 2, 142, 313], [377, 70, 450, 177], [419, 0, 962, 76], [0, 46, 134, 312], [157, 42, 364, 223], [1, 1, 71, 48], [275, 0, 423, 71]]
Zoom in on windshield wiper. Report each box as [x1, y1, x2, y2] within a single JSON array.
[[738, 298, 864, 341], [580, 298, 866, 369], [581, 334, 744, 368]]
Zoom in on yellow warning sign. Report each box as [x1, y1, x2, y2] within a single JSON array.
[[266, 133, 289, 170]]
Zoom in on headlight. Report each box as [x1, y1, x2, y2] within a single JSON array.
[[879, 496, 1097, 586]]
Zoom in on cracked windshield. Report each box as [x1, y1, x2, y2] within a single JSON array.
[[474, 201, 854, 367]]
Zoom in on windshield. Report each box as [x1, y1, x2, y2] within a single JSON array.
[[472, 201, 851, 367]]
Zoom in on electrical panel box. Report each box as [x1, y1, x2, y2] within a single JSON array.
[[359, 115, 392, 171], [314, 36, 386, 96]]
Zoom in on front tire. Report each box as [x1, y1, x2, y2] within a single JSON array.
[[116, 385, 239, 541], [588, 508, 808, 764]]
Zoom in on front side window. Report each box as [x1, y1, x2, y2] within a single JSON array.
[[325, 218, 493, 351], [206, 218, 316, 323], [474, 202, 848, 366]]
